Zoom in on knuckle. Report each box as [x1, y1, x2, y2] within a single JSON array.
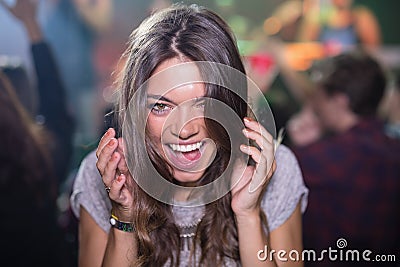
[[96, 161, 102, 172]]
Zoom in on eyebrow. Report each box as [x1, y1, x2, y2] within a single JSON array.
[[147, 95, 206, 105], [147, 94, 177, 105]]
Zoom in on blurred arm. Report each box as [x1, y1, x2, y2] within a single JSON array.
[[79, 207, 109, 267], [354, 7, 381, 47], [0, 0, 42, 43], [73, 0, 112, 32], [269, 203, 304, 266], [298, 9, 320, 42]]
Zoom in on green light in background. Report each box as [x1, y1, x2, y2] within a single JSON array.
[[236, 39, 258, 56], [215, 0, 234, 7], [228, 15, 249, 37]]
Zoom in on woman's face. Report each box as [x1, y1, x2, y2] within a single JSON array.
[[146, 58, 216, 184]]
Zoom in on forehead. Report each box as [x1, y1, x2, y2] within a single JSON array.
[[147, 58, 206, 102]]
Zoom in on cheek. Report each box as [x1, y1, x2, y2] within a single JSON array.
[[146, 115, 164, 143]]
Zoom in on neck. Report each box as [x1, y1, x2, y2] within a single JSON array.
[[334, 112, 359, 132], [173, 188, 192, 203]]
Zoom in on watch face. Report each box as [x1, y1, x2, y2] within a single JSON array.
[[110, 217, 117, 226]]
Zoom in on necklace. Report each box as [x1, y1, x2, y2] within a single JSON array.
[[175, 215, 204, 251], [177, 217, 203, 238]]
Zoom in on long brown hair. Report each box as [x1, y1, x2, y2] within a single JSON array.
[[0, 71, 55, 204], [117, 4, 255, 266]]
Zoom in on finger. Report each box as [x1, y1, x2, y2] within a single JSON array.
[[230, 158, 248, 188], [240, 140, 275, 194], [96, 137, 118, 175], [108, 173, 125, 202], [117, 154, 129, 174], [240, 144, 262, 164], [116, 138, 131, 174], [109, 174, 132, 207], [96, 128, 115, 157], [117, 138, 125, 154], [102, 151, 121, 187], [231, 164, 254, 195], [244, 118, 273, 143], [96, 128, 115, 158], [249, 157, 276, 193], [242, 128, 273, 151]]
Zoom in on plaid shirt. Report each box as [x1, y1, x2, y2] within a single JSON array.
[[294, 118, 400, 266]]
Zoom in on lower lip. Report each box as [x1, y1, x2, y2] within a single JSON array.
[[164, 144, 203, 170]]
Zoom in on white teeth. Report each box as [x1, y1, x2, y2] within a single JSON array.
[[169, 141, 202, 152]]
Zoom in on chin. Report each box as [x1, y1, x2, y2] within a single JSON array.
[[173, 169, 205, 185]]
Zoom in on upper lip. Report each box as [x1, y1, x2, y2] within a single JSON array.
[[164, 140, 203, 146]]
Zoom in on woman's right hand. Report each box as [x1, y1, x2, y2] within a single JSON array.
[[96, 128, 134, 222]]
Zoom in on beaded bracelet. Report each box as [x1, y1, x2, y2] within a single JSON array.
[[109, 214, 135, 233]]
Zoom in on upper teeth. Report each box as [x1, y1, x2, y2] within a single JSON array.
[[169, 141, 202, 152]]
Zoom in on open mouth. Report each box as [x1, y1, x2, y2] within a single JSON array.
[[164, 141, 205, 170], [169, 141, 203, 159]]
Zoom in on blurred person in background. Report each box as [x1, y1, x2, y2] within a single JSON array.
[[1, 0, 74, 189], [0, 71, 66, 266], [0, 57, 36, 114], [1, 0, 76, 264], [288, 51, 400, 266], [300, 0, 381, 54], [40, 0, 111, 148]]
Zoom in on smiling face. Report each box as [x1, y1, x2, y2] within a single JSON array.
[[146, 58, 216, 184]]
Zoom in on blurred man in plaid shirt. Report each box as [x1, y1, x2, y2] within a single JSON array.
[[289, 51, 400, 266]]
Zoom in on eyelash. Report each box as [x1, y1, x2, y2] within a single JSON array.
[[149, 103, 172, 115], [195, 101, 205, 109], [148, 100, 205, 115]]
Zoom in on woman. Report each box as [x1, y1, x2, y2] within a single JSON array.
[[72, 4, 308, 266], [300, 0, 381, 54]]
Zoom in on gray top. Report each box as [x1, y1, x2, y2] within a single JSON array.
[[70, 144, 308, 266]]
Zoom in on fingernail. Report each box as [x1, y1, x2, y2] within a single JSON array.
[[117, 174, 124, 182], [244, 117, 251, 123], [242, 129, 249, 135], [240, 144, 249, 151], [109, 139, 116, 146]]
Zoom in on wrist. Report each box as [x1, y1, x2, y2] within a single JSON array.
[[110, 213, 135, 233], [111, 207, 134, 222], [234, 209, 261, 226]]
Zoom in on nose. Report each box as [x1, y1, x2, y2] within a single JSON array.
[[169, 105, 200, 140]]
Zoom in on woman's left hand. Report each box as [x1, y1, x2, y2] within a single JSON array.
[[231, 117, 277, 218]]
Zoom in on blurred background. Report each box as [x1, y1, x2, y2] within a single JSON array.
[[0, 0, 399, 266]]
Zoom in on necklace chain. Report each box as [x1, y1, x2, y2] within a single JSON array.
[[175, 214, 204, 251], [175, 213, 205, 238], [176, 217, 203, 229]]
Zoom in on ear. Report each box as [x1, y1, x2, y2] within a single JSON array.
[[333, 93, 350, 109]]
